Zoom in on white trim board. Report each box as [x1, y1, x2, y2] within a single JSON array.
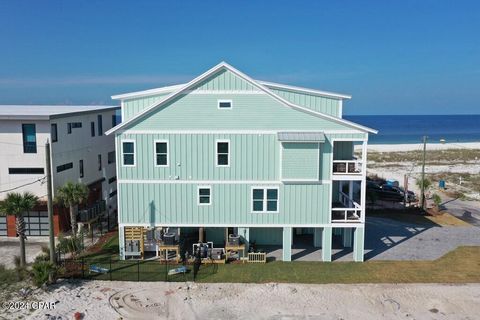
[[118, 179, 332, 185], [118, 222, 365, 228], [106, 62, 377, 135], [121, 129, 367, 135]]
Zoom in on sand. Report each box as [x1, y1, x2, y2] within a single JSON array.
[[12, 280, 478, 320], [358, 141, 480, 152]]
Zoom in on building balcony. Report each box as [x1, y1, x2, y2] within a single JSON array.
[[332, 160, 363, 175], [332, 191, 362, 223], [77, 200, 106, 223]]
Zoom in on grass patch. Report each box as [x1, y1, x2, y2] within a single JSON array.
[[68, 246, 480, 284], [425, 212, 471, 227]]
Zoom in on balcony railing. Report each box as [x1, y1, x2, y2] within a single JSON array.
[[332, 191, 362, 222], [332, 160, 362, 175], [77, 200, 106, 223]]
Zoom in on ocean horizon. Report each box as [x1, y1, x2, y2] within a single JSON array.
[[344, 114, 480, 145]]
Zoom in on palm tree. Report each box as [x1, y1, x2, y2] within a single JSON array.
[[55, 182, 88, 235], [0, 192, 38, 267]]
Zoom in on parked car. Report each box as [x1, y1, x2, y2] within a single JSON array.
[[367, 181, 416, 203]]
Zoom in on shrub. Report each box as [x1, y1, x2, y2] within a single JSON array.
[[31, 261, 55, 287], [57, 233, 83, 256], [416, 177, 432, 191], [432, 193, 442, 208]]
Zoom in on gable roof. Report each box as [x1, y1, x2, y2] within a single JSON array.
[[106, 62, 377, 135]]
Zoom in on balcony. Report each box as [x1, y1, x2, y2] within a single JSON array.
[[77, 200, 106, 223], [332, 191, 362, 223], [332, 160, 363, 175]]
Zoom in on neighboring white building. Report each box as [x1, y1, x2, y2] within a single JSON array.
[[0, 105, 120, 236]]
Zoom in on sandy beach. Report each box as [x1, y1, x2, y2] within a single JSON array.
[[357, 141, 480, 152], [6, 280, 477, 320]]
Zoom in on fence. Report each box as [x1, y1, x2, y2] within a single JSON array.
[[58, 257, 218, 282]]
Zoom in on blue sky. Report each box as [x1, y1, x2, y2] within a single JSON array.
[[0, 1, 479, 115]]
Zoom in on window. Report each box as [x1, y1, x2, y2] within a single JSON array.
[[216, 140, 229, 167], [109, 190, 117, 198], [98, 154, 102, 171], [218, 100, 232, 109], [56, 162, 73, 173], [108, 176, 117, 184], [122, 140, 135, 166], [252, 187, 279, 213], [79, 160, 84, 178], [112, 114, 118, 127], [9, 168, 44, 175], [154, 141, 169, 166], [22, 124, 37, 153], [51, 124, 58, 142], [90, 122, 95, 137], [108, 151, 115, 164], [67, 122, 81, 134], [198, 186, 211, 205], [97, 115, 103, 136]]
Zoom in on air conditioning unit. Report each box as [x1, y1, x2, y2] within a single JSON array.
[[228, 234, 240, 246], [163, 233, 176, 245]]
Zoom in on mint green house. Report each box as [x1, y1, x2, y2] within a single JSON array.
[[106, 62, 377, 262]]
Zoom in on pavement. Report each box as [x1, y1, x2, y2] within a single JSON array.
[[441, 196, 480, 227], [0, 236, 50, 269]]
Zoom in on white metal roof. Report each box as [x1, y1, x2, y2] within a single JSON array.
[[277, 132, 326, 142], [0, 105, 119, 120]]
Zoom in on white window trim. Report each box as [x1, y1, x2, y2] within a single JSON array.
[[121, 139, 136, 167], [217, 99, 233, 109], [197, 186, 212, 206], [250, 186, 279, 213], [215, 139, 230, 167], [153, 139, 169, 167]]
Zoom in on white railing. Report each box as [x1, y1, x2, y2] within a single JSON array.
[[332, 160, 363, 175], [332, 192, 362, 222]]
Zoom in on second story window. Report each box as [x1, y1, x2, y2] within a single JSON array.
[[97, 115, 103, 136], [216, 140, 230, 167], [98, 154, 102, 171], [122, 140, 135, 166], [79, 160, 84, 178], [91, 122, 95, 137], [154, 141, 169, 166], [108, 151, 115, 164], [252, 187, 279, 213], [22, 124, 37, 153], [51, 123, 58, 142]]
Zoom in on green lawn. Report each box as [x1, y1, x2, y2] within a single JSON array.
[[72, 233, 480, 284]]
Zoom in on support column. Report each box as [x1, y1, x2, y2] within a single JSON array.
[[119, 225, 125, 260], [361, 141, 368, 221], [313, 228, 322, 247], [282, 227, 292, 262], [322, 227, 332, 262], [353, 227, 365, 262], [238, 227, 250, 253], [342, 228, 353, 248]]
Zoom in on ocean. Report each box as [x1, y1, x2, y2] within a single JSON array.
[[345, 115, 480, 144]]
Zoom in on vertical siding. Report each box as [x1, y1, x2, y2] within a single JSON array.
[[191, 69, 258, 91], [117, 133, 280, 181], [269, 88, 341, 117], [118, 183, 330, 225], [281, 142, 319, 180], [123, 92, 171, 122]]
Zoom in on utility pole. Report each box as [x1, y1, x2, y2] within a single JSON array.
[[420, 136, 428, 210], [45, 140, 56, 269]]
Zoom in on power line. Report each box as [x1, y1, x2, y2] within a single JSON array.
[[0, 176, 46, 194]]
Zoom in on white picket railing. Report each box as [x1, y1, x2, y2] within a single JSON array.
[[332, 160, 363, 175], [332, 191, 362, 222]]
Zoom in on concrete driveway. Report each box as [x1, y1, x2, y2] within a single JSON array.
[[441, 196, 480, 227], [365, 216, 480, 260], [0, 236, 49, 269]]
